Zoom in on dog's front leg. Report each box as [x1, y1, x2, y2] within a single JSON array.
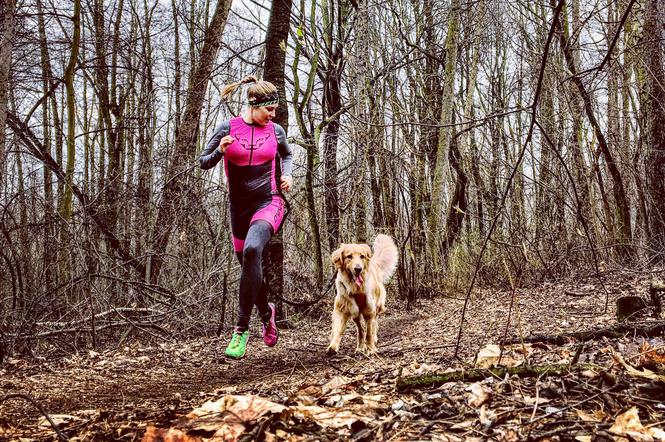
[[327, 309, 348, 355], [365, 315, 378, 354], [353, 317, 367, 354]]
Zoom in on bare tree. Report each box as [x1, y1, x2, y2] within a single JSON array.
[[644, 0, 665, 258], [0, 0, 16, 190], [263, 0, 293, 319]]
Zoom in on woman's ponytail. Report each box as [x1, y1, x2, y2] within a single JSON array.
[[220, 75, 258, 100]]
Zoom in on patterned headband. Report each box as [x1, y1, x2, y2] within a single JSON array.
[[248, 93, 279, 107]]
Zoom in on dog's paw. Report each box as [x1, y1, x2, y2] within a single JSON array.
[[366, 345, 378, 355], [355, 346, 368, 355], [326, 345, 339, 356]]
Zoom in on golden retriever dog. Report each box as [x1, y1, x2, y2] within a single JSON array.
[[326, 234, 398, 355]]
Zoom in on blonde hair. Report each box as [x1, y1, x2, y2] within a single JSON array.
[[221, 75, 278, 105]]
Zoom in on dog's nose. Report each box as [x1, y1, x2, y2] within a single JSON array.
[[354, 266, 362, 275]]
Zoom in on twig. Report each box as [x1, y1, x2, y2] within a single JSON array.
[[571, 0, 638, 80]]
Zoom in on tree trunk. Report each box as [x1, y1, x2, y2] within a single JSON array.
[[60, 0, 81, 219], [172, 0, 182, 132], [149, 0, 232, 283], [428, 0, 460, 265], [291, 6, 323, 284], [566, 0, 593, 239], [441, 6, 481, 264], [92, 0, 125, 233], [262, 0, 293, 321], [323, 110, 341, 250], [644, 0, 665, 257], [351, 0, 369, 243], [0, 0, 16, 191], [36, 0, 56, 286]]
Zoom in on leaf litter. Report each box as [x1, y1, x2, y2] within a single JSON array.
[[1, 270, 664, 440]]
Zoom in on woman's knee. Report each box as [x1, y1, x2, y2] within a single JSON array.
[[243, 243, 263, 262]]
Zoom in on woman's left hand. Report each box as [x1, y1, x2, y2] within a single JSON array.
[[280, 176, 293, 192]]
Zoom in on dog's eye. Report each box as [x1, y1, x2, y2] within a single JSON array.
[[345, 255, 352, 260], [360, 255, 365, 259]]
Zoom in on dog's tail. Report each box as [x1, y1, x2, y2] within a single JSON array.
[[372, 234, 398, 283]]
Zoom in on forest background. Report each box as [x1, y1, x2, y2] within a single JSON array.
[[0, 0, 664, 359]]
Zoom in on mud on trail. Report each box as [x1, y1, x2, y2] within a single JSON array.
[[2, 269, 665, 441]]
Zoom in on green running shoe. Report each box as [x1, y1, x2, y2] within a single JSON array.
[[224, 328, 250, 359]]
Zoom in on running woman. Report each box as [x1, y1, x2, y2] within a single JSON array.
[[199, 75, 293, 359]]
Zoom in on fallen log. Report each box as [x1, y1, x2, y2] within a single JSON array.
[[500, 321, 665, 346], [397, 363, 600, 391]]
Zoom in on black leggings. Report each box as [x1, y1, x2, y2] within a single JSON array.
[[235, 220, 273, 331]]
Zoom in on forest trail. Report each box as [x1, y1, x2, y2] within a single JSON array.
[[2, 269, 665, 440]]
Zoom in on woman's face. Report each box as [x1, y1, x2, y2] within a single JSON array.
[[251, 104, 277, 126]]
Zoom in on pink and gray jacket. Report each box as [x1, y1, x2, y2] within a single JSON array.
[[199, 116, 293, 252]]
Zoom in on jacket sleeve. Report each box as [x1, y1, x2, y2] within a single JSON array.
[[274, 124, 293, 176], [199, 121, 231, 170]]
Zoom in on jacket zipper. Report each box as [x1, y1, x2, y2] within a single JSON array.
[[249, 126, 254, 166]]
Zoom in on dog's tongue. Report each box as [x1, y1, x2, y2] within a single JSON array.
[[354, 274, 364, 287]]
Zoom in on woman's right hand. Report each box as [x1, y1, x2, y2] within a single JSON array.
[[219, 135, 234, 153]]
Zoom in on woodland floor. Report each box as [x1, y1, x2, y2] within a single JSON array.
[[2, 268, 665, 441]]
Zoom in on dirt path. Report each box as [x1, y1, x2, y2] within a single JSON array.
[[2, 269, 663, 440], [2, 304, 422, 435]]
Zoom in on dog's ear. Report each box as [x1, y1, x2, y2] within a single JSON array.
[[362, 244, 372, 259], [331, 245, 345, 269]]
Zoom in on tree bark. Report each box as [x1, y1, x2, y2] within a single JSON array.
[[428, 0, 460, 265], [351, 0, 369, 243], [323, 99, 341, 250], [644, 0, 665, 258], [263, 0, 293, 320], [0, 0, 16, 191], [60, 0, 81, 219]]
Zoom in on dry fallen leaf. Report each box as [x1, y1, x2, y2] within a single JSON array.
[[478, 404, 496, 428], [189, 394, 287, 421], [466, 382, 492, 408], [294, 384, 323, 405], [639, 341, 665, 368], [321, 376, 353, 395], [143, 427, 199, 442], [292, 405, 372, 428], [575, 409, 607, 423], [522, 395, 550, 406], [143, 395, 287, 442], [610, 348, 665, 382], [609, 407, 665, 441], [403, 362, 444, 376], [431, 434, 463, 442], [450, 420, 475, 430], [37, 414, 82, 428], [475, 344, 501, 368], [475, 344, 523, 368]]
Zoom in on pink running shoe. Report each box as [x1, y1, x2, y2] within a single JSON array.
[[262, 303, 278, 347]]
